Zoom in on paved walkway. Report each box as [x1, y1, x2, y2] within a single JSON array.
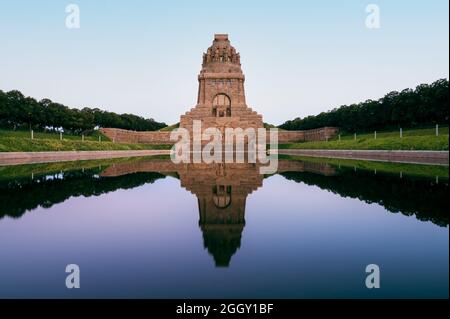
[[1, 149, 448, 166], [0, 150, 171, 166], [277, 149, 449, 166]]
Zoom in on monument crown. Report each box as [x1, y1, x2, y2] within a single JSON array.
[[202, 33, 241, 68], [180, 34, 263, 133]]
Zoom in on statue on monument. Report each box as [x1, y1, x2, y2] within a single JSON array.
[[225, 46, 232, 62], [202, 37, 240, 64], [214, 47, 220, 62], [206, 48, 212, 63]]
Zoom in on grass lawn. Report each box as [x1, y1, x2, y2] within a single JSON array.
[[279, 126, 449, 151], [0, 129, 108, 141], [279, 154, 449, 178], [0, 129, 172, 152], [2, 126, 449, 152], [331, 126, 448, 140]]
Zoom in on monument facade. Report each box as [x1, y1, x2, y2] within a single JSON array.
[[100, 34, 338, 144], [179, 34, 264, 140]]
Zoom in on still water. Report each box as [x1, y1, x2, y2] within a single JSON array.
[[0, 156, 448, 298]]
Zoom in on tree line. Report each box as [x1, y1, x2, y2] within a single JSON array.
[[0, 169, 165, 219], [282, 169, 448, 227], [0, 89, 167, 133], [279, 79, 449, 132]]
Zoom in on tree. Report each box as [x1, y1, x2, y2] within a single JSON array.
[[0, 89, 167, 133], [279, 79, 449, 132]]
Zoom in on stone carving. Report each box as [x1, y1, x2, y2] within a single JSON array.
[[201, 35, 242, 66], [214, 47, 220, 62], [206, 48, 212, 63]]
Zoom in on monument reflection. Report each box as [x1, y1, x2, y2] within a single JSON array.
[[1, 157, 446, 268], [100, 159, 335, 266]]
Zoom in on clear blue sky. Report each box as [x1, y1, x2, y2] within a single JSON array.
[[0, 0, 448, 125]]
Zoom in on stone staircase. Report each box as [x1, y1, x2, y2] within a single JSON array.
[[180, 104, 264, 130]]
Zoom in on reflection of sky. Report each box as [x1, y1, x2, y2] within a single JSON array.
[[0, 174, 448, 298], [0, 0, 448, 125]]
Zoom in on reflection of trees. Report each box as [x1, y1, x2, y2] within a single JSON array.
[[0, 170, 165, 219], [281, 169, 449, 227], [2, 157, 447, 270]]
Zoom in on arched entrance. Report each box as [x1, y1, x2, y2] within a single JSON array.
[[212, 185, 232, 209], [212, 94, 231, 117]]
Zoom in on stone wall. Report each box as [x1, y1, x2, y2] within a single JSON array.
[[276, 130, 304, 143], [277, 127, 339, 143], [100, 128, 172, 144], [304, 127, 340, 142], [100, 126, 339, 145]]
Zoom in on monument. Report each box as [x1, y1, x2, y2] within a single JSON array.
[[100, 34, 338, 144], [179, 34, 264, 140]]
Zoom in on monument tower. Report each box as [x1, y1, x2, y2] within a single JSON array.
[[100, 34, 338, 144], [180, 34, 264, 135]]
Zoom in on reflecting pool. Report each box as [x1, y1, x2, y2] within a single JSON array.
[[0, 156, 448, 298]]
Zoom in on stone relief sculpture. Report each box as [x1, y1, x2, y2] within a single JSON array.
[[202, 38, 241, 65]]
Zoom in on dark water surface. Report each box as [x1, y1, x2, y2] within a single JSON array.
[[0, 157, 448, 298]]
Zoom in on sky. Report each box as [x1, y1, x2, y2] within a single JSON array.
[[0, 0, 448, 126]]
